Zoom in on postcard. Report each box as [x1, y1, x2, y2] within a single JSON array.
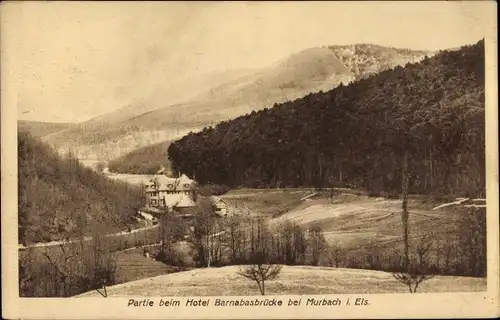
[[1, 1, 498, 319]]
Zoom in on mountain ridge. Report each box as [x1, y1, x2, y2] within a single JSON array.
[[167, 40, 484, 196], [41, 43, 435, 161]]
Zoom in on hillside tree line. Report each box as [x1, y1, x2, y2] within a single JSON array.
[[18, 132, 146, 297], [168, 41, 485, 198], [18, 131, 145, 245]]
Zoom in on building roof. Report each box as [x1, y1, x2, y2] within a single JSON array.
[[145, 174, 196, 192], [163, 193, 196, 208], [210, 196, 227, 206], [173, 174, 195, 192], [175, 193, 197, 208]]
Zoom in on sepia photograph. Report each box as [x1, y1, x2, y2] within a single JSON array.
[[1, 1, 498, 319]]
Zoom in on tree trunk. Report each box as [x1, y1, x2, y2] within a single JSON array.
[[401, 151, 410, 272], [160, 209, 166, 254], [261, 274, 266, 295], [429, 148, 433, 190]]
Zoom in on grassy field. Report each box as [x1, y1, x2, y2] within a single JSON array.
[[73, 189, 484, 297], [225, 190, 466, 251], [112, 248, 188, 285], [286, 195, 460, 248], [76, 265, 486, 297], [221, 188, 318, 217], [219, 189, 480, 272]]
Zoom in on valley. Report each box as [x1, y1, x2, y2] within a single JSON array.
[[17, 41, 486, 299], [23, 185, 485, 297], [8, 6, 496, 320]]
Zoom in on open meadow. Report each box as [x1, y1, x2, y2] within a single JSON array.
[[219, 189, 485, 277], [222, 189, 469, 250], [77, 265, 486, 297]]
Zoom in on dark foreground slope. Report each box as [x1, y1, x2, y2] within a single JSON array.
[[168, 40, 485, 197], [18, 131, 144, 245]]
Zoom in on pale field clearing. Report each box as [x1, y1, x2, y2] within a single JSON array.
[[76, 265, 486, 297]]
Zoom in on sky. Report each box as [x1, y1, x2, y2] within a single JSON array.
[[2, 1, 496, 123]]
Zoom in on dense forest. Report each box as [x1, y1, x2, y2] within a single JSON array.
[[17, 120, 72, 138], [168, 40, 485, 197], [18, 131, 145, 245], [108, 140, 171, 174]]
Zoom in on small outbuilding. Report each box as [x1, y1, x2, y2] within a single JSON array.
[[211, 196, 229, 216]]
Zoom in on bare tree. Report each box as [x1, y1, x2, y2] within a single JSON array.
[[238, 218, 282, 295], [188, 197, 218, 267], [392, 151, 435, 293], [157, 210, 185, 264], [326, 245, 344, 268], [392, 271, 434, 293], [457, 206, 486, 277], [401, 150, 410, 271], [307, 225, 327, 266], [392, 234, 436, 293], [222, 214, 246, 263], [442, 240, 454, 272], [42, 244, 77, 296], [275, 220, 307, 265], [238, 263, 282, 295]]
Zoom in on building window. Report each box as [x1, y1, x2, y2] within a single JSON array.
[[160, 199, 166, 207], [151, 199, 157, 206]]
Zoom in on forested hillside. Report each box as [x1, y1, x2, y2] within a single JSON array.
[[108, 140, 171, 174], [18, 120, 73, 138], [168, 40, 485, 197], [43, 45, 431, 161], [18, 131, 145, 245]]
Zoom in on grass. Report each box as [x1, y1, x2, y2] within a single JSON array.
[[71, 189, 484, 297], [22, 183, 481, 298], [221, 189, 316, 217], [269, 195, 463, 249], [76, 265, 486, 297], [112, 248, 186, 285]]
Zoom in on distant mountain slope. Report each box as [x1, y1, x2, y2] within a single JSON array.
[[18, 120, 73, 138], [168, 40, 485, 197], [18, 131, 144, 245], [41, 69, 256, 159], [42, 44, 434, 161], [329, 44, 433, 80]]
